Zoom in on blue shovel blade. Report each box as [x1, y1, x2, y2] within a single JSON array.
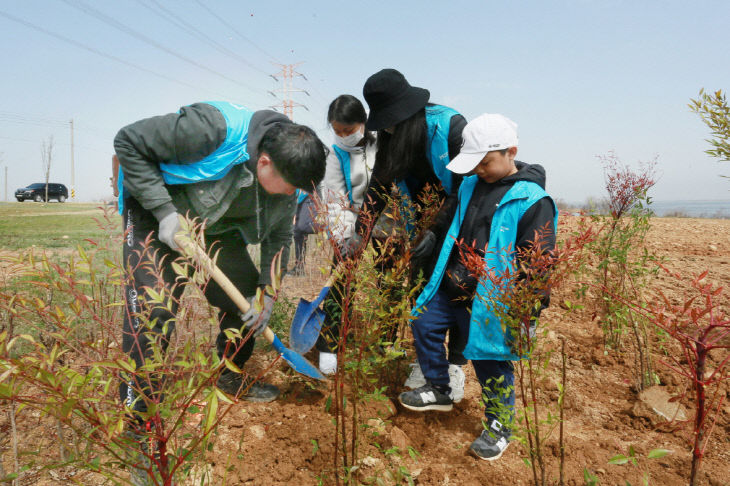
[[289, 286, 331, 355], [270, 333, 327, 381]]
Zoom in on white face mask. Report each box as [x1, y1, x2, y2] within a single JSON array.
[[334, 129, 365, 150]]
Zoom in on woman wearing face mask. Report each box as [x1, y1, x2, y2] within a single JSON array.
[[315, 94, 377, 374], [346, 68, 470, 402], [321, 94, 377, 248]]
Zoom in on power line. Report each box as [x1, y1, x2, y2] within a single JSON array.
[[190, 1, 333, 112], [137, 0, 272, 77], [193, 0, 281, 64], [0, 113, 69, 128], [300, 74, 333, 109], [0, 136, 108, 155], [190, 2, 332, 110], [59, 0, 265, 96], [0, 111, 119, 144], [0, 111, 68, 124], [0, 9, 237, 100]]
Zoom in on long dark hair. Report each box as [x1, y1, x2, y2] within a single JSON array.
[[375, 106, 428, 181], [327, 94, 375, 144]]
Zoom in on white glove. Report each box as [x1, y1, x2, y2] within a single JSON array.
[[158, 212, 182, 251], [240, 294, 275, 337]]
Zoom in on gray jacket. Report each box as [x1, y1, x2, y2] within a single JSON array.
[[114, 103, 296, 285]]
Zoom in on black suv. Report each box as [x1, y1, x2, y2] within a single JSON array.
[[15, 183, 69, 202]]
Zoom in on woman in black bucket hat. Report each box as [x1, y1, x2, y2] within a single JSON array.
[[345, 68, 469, 402]]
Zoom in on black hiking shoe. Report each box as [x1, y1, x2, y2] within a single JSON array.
[[124, 429, 153, 486], [123, 421, 167, 486], [469, 419, 510, 461], [216, 372, 280, 402], [398, 384, 453, 412]]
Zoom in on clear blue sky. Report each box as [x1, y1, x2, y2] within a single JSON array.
[[1, 0, 728, 204]]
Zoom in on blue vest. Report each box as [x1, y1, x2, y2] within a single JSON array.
[[390, 104, 460, 233], [117, 169, 125, 214], [296, 188, 309, 205], [117, 101, 255, 214], [412, 176, 558, 361], [332, 145, 354, 205], [159, 101, 254, 184], [423, 104, 459, 194]]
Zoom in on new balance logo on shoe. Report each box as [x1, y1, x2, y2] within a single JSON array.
[[470, 419, 511, 461], [398, 384, 453, 412], [405, 363, 465, 403], [419, 391, 437, 403]]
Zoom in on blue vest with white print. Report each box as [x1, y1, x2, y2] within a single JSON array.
[[117, 101, 254, 214], [332, 145, 354, 205], [412, 176, 558, 361]]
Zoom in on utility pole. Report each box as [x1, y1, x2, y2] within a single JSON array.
[[269, 63, 309, 121], [70, 119, 75, 200]]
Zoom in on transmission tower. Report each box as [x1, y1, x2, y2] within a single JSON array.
[[269, 63, 309, 121]]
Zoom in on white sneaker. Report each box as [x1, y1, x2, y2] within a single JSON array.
[[319, 352, 337, 375], [404, 361, 427, 389], [448, 364, 465, 403]]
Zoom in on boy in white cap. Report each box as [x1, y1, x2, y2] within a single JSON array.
[[397, 114, 558, 460]]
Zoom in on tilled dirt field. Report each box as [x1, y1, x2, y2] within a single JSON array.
[[204, 216, 730, 485], [1, 215, 729, 485]]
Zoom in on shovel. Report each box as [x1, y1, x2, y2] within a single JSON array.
[[289, 275, 336, 354], [175, 234, 326, 381]]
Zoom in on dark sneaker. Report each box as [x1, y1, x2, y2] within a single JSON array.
[[125, 433, 152, 486], [123, 426, 158, 486], [398, 384, 453, 412], [469, 419, 510, 461], [216, 372, 280, 402]]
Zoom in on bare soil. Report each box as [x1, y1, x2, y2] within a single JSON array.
[[206, 216, 730, 485], [2, 216, 729, 485]]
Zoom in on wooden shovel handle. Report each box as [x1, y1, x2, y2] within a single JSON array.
[[175, 234, 276, 345]]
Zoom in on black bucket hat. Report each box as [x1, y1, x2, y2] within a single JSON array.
[[363, 69, 430, 131]]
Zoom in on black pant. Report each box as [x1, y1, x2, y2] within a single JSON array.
[[293, 198, 317, 269], [119, 197, 259, 414], [314, 238, 467, 366]]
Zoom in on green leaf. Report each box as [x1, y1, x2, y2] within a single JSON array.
[[408, 446, 420, 462], [204, 391, 219, 434], [116, 359, 136, 374], [145, 287, 161, 302], [223, 359, 242, 374], [647, 448, 671, 459], [214, 388, 234, 404], [171, 261, 187, 277], [608, 454, 629, 465]]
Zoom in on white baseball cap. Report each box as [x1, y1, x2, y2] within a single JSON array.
[[446, 113, 519, 174]]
